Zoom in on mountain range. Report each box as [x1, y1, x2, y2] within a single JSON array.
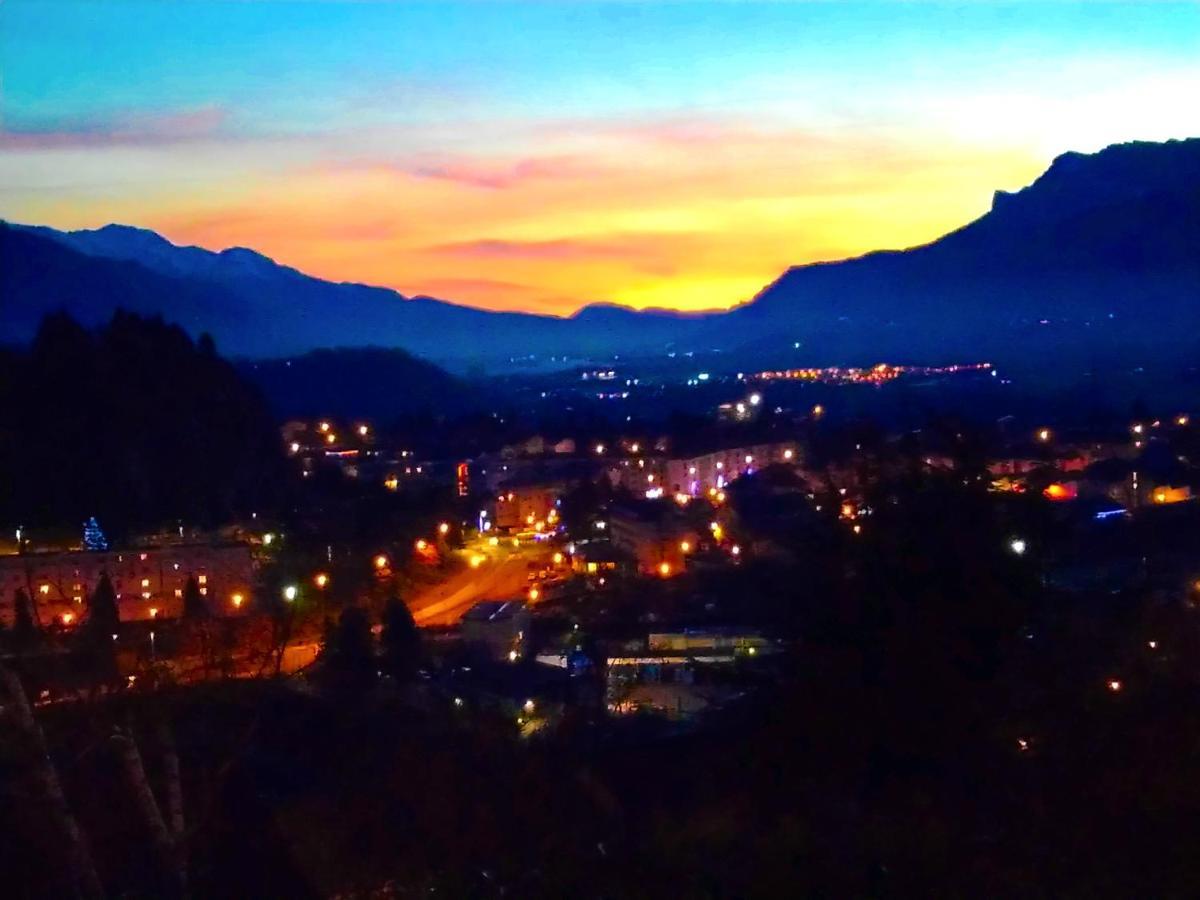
[[3, 137, 1198, 373]]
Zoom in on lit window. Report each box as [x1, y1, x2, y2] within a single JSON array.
[[142, 592, 151, 599], [141, 578, 150, 588], [39, 584, 49, 595], [174, 589, 183, 598], [200, 587, 207, 596], [197, 574, 207, 584]]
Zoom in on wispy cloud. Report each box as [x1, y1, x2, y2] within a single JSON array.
[[408, 155, 601, 190], [0, 106, 229, 150]]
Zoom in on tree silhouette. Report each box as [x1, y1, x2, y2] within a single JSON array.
[[86, 574, 121, 635], [321, 606, 376, 693], [10, 588, 40, 652], [182, 576, 208, 619], [381, 596, 421, 681]]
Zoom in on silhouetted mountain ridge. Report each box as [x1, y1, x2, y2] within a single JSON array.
[[5, 137, 1199, 370]]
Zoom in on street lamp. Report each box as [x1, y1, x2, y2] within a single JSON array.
[[283, 584, 298, 602]]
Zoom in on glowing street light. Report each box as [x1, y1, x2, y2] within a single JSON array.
[[231, 592, 244, 608], [528, 586, 540, 602], [680, 540, 691, 553], [1036, 427, 1051, 443], [374, 554, 389, 570], [319, 421, 331, 433], [314, 573, 329, 589], [358, 424, 369, 436], [1107, 678, 1123, 693], [658, 561, 672, 577], [283, 585, 298, 602], [552, 552, 564, 564], [438, 522, 450, 535], [1009, 538, 1027, 556], [326, 433, 337, 444], [749, 393, 762, 406], [595, 443, 605, 455], [415, 539, 428, 551]]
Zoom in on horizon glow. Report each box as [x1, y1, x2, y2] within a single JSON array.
[[2, 1, 1199, 316]]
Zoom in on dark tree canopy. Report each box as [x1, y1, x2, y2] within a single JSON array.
[[86, 573, 121, 636], [0, 310, 286, 534], [182, 575, 208, 619], [380, 596, 421, 681], [321, 606, 376, 692], [9, 588, 41, 652]]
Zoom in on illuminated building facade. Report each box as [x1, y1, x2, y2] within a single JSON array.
[[0, 543, 256, 627]]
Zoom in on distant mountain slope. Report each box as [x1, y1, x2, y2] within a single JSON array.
[[239, 347, 475, 421], [715, 138, 1200, 364], [6, 222, 702, 366], [5, 137, 1199, 371]]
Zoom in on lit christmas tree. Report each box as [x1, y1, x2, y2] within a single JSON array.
[[82, 517, 109, 551]]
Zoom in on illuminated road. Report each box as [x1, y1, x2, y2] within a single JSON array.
[[408, 539, 552, 627]]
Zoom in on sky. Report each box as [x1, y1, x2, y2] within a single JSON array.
[[2, 1, 1199, 316]]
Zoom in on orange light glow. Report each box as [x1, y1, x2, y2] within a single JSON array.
[[314, 573, 329, 588], [231, 592, 244, 608], [438, 522, 450, 535], [1042, 482, 1075, 501], [528, 586, 540, 602], [658, 561, 671, 577], [374, 554, 388, 569], [61, 612, 75, 625]]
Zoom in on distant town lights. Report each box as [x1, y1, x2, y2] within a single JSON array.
[[749, 393, 762, 406], [1036, 427, 1051, 442]]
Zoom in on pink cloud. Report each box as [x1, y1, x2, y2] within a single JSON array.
[[409, 154, 600, 189], [0, 106, 228, 150]]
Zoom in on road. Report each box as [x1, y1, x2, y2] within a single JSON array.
[[408, 538, 552, 626]]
